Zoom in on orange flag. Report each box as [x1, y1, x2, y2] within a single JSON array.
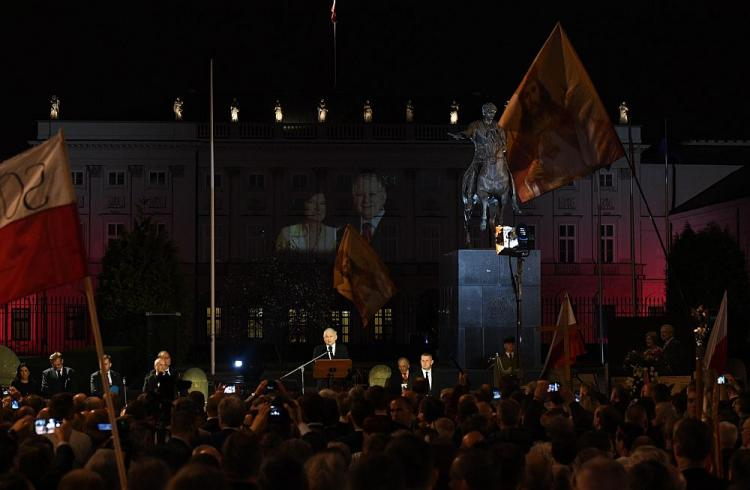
[[500, 23, 624, 203], [334, 224, 396, 327], [541, 293, 586, 375]]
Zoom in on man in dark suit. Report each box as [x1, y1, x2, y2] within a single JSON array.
[[312, 328, 349, 389], [661, 324, 689, 374], [352, 172, 387, 249], [90, 354, 124, 399], [312, 327, 350, 360], [388, 357, 417, 395], [143, 357, 176, 401], [41, 352, 75, 397], [417, 352, 437, 396]]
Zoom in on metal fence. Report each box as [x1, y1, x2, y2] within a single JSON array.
[[541, 296, 666, 343], [0, 295, 91, 356]]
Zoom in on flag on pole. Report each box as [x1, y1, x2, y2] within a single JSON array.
[[704, 291, 728, 373], [500, 23, 624, 203], [334, 224, 396, 327], [0, 131, 87, 304], [331, 0, 337, 23], [541, 293, 586, 374]]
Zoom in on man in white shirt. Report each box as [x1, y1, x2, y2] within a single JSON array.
[[419, 352, 435, 395]]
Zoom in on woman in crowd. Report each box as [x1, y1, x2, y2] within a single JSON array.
[[10, 362, 39, 397]]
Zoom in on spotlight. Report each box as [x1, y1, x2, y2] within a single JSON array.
[[233, 360, 243, 369], [495, 224, 530, 256]]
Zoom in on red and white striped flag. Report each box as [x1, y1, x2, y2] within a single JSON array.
[[331, 0, 337, 23], [704, 291, 728, 373], [541, 293, 586, 376], [0, 131, 87, 304]]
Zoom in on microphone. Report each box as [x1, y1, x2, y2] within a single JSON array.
[[327, 345, 333, 360]]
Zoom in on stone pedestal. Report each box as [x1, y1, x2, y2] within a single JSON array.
[[439, 250, 541, 372]]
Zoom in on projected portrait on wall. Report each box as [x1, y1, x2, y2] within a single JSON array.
[[276, 192, 338, 254], [351, 173, 387, 245]]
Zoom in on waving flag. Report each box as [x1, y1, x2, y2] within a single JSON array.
[[704, 291, 728, 373], [331, 0, 337, 23], [0, 131, 87, 304], [334, 224, 396, 327], [500, 23, 624, 203]]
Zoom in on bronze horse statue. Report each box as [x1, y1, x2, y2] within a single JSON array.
[[450, 102, 520, 246]]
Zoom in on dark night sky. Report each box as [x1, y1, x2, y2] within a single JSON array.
[[2, 1, 749, 159]]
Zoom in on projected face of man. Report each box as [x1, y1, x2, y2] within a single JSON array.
[[323, 328, 337, 346], [304, 193, 327, 223], [352, 174, 386, 221], [102, 358, 111, 373]]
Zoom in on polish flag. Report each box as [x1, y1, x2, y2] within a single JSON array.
[[331, 0, 337, 23], [704, 291, 728, 373], [0, 131, 87, 304]]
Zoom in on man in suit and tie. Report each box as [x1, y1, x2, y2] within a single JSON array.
[[41, 352, 75, 397], [90, 354, 124, 403], [312, 327, 350, 360], [417, 352, 436, 396], [352, 172, 387, 247], [312, 328, 349, 389], [388, 357, 416, 395]]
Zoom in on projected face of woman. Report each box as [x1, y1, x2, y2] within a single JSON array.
[[304, 193, 327, 223]]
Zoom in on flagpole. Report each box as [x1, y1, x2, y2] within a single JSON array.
[[628, 122, 637, 316], [210, 59, 216, 377], [664, 119, 670, 254], [596, 169, 605, 365], [84, 277, 127, 490], [332, 1, 338, 88]]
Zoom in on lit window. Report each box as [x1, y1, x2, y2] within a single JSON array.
[[206, 307, 221, 337], [373, 308, 393, 341], [248, 308, 263, 339]]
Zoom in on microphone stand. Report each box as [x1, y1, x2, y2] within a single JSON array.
[[280, 350, 330, 394]]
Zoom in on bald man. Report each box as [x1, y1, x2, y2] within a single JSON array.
[[312, 328, 349, 360], [312, 328, 350, 390]]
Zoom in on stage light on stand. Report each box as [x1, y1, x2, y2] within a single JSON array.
[[495, 224, 530, 257], [233, 360, 243, 369]]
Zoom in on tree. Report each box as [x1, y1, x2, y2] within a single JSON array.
[[97, 211, 187, 368], [667, 223, 750, 361]]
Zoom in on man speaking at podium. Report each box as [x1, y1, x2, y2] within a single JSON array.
[[313, 328, 349, 360], [313, 328, 349, 390]]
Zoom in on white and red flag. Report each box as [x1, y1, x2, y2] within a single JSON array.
[[331, 0, 337, 23], [0, 131, 87, 304], [704, 291, 728, 373]]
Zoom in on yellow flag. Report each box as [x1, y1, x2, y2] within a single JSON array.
[[333, 224, 396, 327], [500, 23, 624, 203]]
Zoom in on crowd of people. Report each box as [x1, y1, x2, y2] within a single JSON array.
[[3, 339, 750, 490]]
